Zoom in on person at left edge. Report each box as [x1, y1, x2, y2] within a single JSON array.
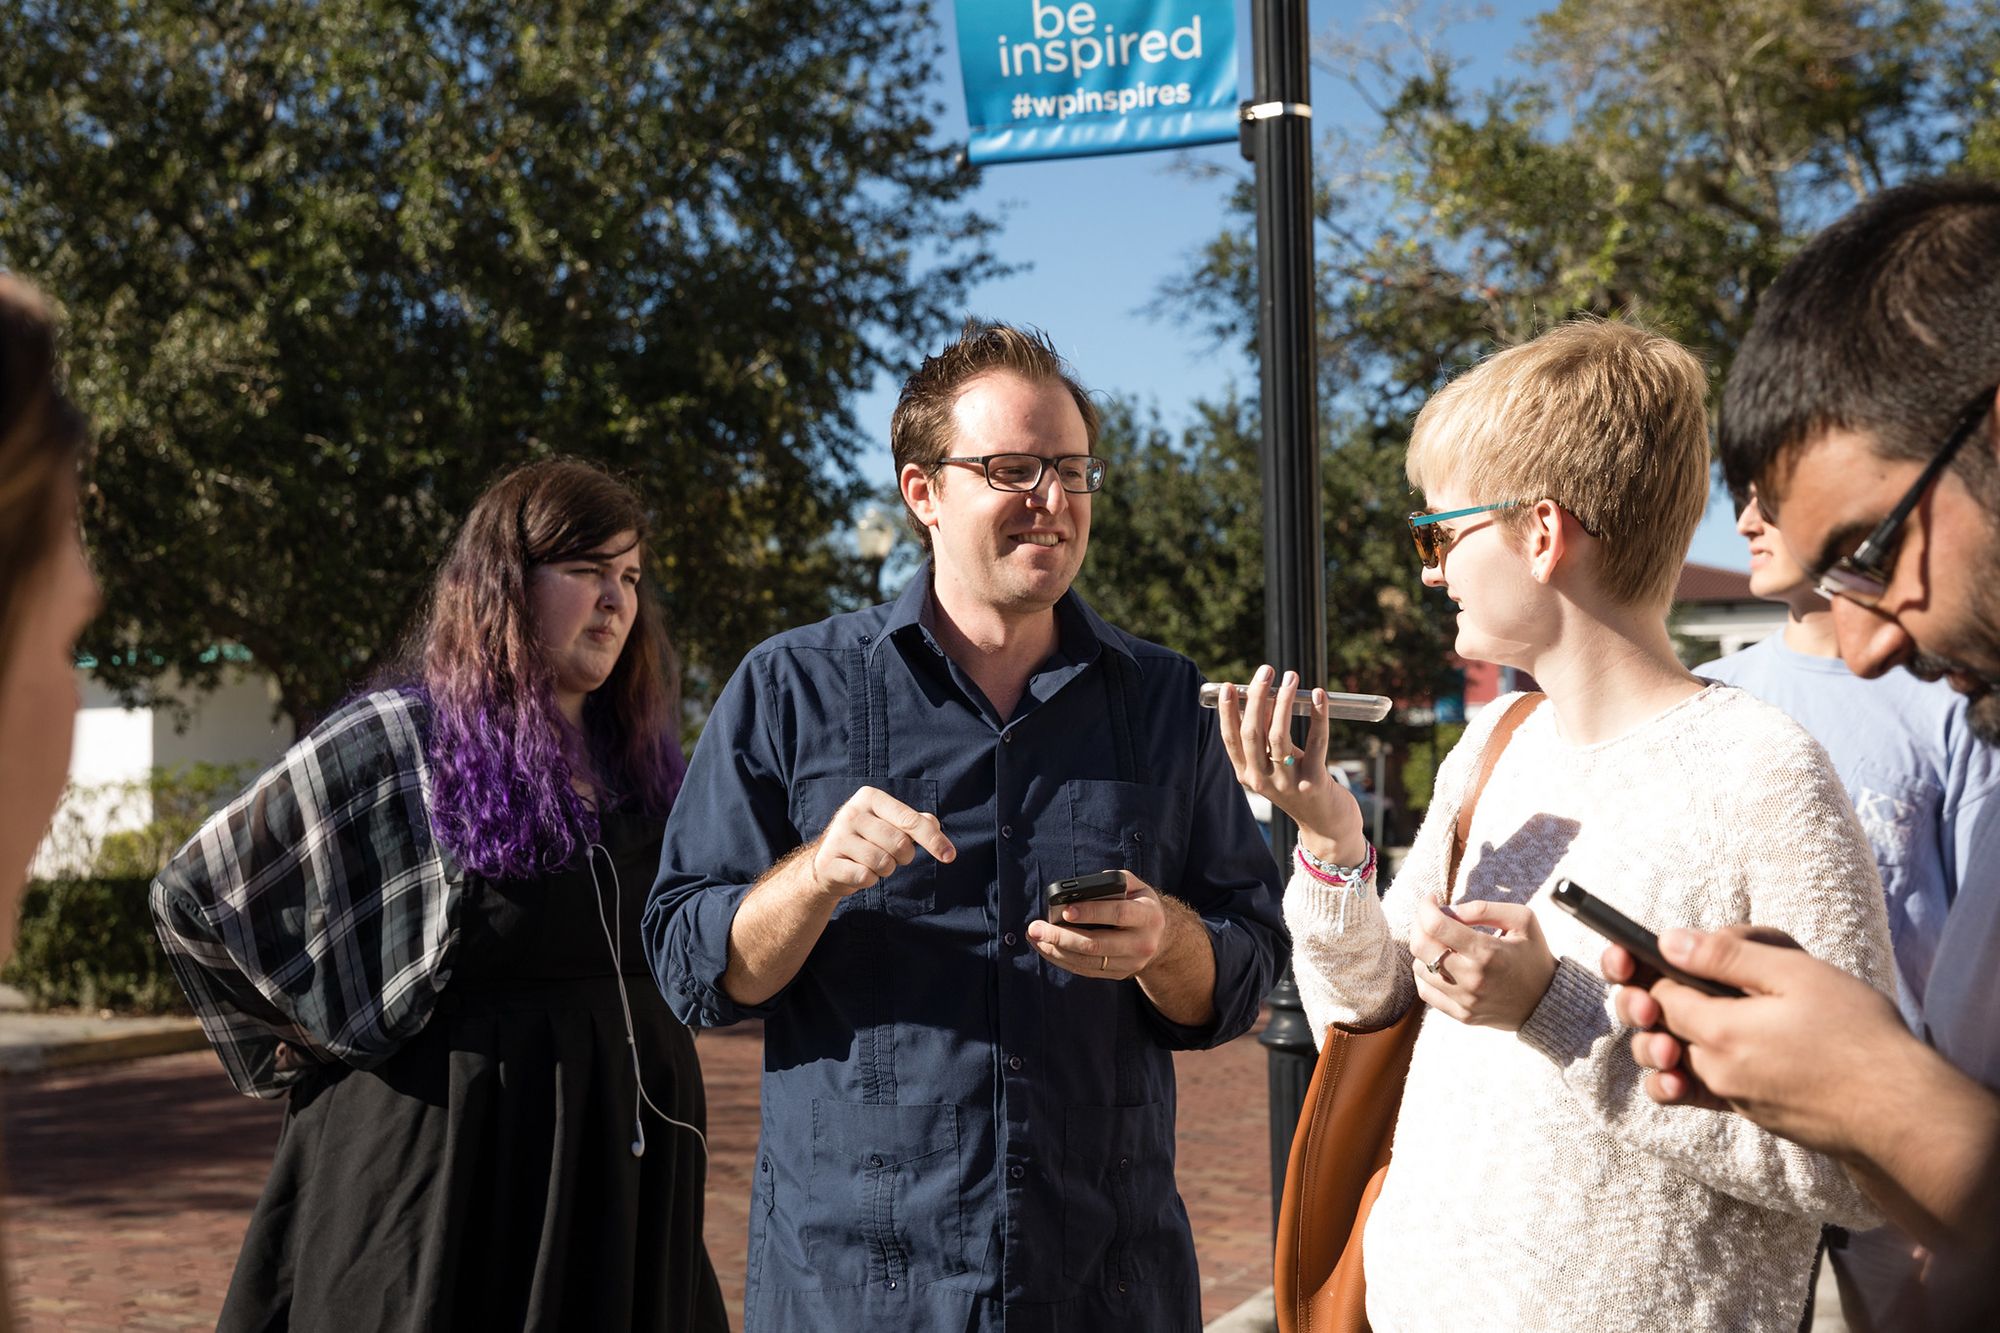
[[645, 320, 1287, 1332], [153, 459, 728, 1331], [0, 275, 101, 1333]]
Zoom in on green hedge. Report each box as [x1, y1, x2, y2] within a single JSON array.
[[2, 876, 187, 1014]]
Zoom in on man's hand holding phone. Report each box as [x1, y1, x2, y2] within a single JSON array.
[[807, 785, 956, 903], [1027, 870, 1168, 981], [1600, 924, 1911, 1141]]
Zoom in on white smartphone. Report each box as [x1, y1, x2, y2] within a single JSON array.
[[1199, 682, 1393, 723]]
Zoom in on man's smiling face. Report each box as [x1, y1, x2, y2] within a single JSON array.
[[905, 370, 1092, 618]]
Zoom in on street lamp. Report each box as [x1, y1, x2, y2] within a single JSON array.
[[855, 504, 898, 600], [855, 504, 897, 563]]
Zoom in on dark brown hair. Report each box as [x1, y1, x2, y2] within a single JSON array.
[[1721, 177, 2000, 507], [889, 319, 1100, 548], [0, 276, 90, 693]]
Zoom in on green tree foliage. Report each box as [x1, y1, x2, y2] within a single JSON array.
[[1173, 0, 2000, 410], [0, 0, 999, 726], [1127, 0, 1998, 714], [3, 877, 185, 1013], [1079, 396, 1454, 718]]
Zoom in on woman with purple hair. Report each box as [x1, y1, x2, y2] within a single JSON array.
[[153, 459, 727, 1331]]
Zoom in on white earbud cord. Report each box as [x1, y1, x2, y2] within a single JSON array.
[[586, 842, 708, 1163]]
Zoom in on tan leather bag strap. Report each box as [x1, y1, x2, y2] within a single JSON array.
[[1275, 690, 1547, 1333], [1445, 692, 1544, 895]]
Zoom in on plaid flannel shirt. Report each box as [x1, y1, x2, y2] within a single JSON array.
[[151, 689, 464, 1099]]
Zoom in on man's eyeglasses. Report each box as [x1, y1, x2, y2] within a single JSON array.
[[1407, 500, 1529, 568], [1813, 386, 1997, 608], [938, 453, 1107, 494]]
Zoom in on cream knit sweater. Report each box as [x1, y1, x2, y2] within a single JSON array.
[[1289, 686, 1895, 1333]]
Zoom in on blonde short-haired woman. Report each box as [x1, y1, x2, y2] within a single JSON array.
[[1224, 320, 1894, 1331]]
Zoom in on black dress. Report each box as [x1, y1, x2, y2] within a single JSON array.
[[219, 806, 728, 1332]]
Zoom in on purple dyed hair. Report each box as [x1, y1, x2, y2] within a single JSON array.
[[414, 457, 684, 879]]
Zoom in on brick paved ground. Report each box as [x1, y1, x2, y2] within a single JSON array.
[[0, 1019, 1275, 1329], [2, 1051, 279, 1331]]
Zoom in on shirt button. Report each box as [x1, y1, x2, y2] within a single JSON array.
[[887, 1280, 898, 1290], [1008, 1055, 1023, 1071], [1003, 932, 1018, 947], [1008, 1164, 1025, 1181], [1001, 824, 1014, 839], [869, 1154, 884, 1168], [1117, 1281, 1128, 1293], [1003, 731, 1013, 744]]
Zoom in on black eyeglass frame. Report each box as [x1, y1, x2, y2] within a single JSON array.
[[1812, 385, 1998, 608], [935, 452, 1107, 494]]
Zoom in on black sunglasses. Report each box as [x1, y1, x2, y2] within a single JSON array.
[[1813, 385, 1998, 607]]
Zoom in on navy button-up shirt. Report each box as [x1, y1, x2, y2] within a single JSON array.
[[646, 571, 1286, 1331]]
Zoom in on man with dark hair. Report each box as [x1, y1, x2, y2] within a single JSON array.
[[646, 321, 1286, 1330], [1606, 178, 2000, 1329], [1694, 482, 2000, 1327]]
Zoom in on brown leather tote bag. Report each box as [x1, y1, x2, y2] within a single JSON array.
[[1273, 693, 1543, 1333]]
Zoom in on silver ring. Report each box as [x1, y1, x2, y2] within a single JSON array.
[[1426, 949, 1450, 975]]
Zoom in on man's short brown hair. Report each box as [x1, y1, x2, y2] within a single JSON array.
[[1405, 318, 1711, 609], [891, 320, 1099, 548]]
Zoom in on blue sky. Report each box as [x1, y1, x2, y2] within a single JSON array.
[[849, 0, 1749, 571]]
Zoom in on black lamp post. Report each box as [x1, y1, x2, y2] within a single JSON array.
[[1240, 0, 1324, 1239]]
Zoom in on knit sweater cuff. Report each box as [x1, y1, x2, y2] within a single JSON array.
[[1286, 862, 1378, 932], [1518, 956, 1611, 1065]]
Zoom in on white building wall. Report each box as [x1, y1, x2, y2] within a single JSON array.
[[33, 669, 294, 877], [1676, 603, 1789, 661], [151, 671, 292, 772]]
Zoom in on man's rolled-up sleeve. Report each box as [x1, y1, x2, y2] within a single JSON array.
[[644, 651, 802, 1027], [1142, 704, 1289, 1049]]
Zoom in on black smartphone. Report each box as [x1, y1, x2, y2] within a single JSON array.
[[1045, 870, 1126, 930], [1550, 879, 1746, 999]]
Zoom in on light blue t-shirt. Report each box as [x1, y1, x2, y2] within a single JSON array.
[[1698, 633, 2000, 1027]]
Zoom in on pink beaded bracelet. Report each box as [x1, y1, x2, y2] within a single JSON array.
[[1296, 840, 1375, 889]]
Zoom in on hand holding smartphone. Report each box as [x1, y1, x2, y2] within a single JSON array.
[[1551, 879, 1746, 999], [1045, 870, 1125, 930], [1199, 682, 1393, 723]]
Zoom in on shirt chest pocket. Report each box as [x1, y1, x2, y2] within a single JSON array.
[[1060, 778, 1186, 891], [1845, 761, 1940, 872], [791, 776, 938, 919]]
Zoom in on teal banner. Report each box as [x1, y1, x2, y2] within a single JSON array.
[[955, 0, 1239, 164]]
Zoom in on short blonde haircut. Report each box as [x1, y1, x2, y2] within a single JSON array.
[[1404, 319, 1710, 608]]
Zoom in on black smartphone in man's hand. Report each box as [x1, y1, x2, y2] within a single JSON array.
[[1551, 879, 1746, 999], [1046, 870, 1126, 930]]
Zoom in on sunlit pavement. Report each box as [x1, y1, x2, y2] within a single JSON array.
[[0, 1015, 1276, 1329]]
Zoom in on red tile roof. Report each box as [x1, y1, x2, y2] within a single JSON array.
[[1675, 561, 1756, 604]]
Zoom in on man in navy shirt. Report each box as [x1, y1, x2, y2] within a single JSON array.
[[645, 321, 1286, 1331]]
